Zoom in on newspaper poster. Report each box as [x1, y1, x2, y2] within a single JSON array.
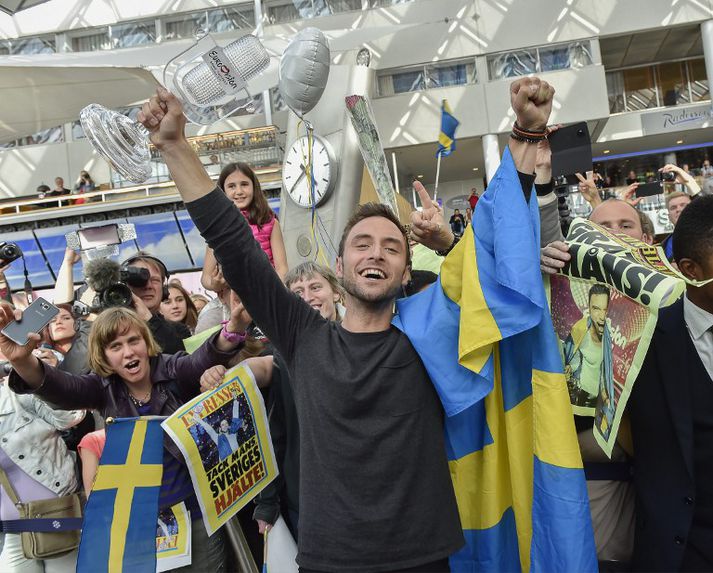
[[549, 218, 685, 456], [156, 502, 191, 572], [162, 363, 278, 535]]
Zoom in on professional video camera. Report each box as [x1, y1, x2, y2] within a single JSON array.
[[83, 258, 150, 312], [0, 242, 22, 267]]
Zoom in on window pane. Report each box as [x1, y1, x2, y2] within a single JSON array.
[[381, 69, 425, 95], [331, 0, 362, 11], [427, 62, 474, 88], [657, 61, 688, 106], [112, 21, 156, 49], [606, 71, 626, 113], [206, 6, 255, 33], [538, 46, 570, 72], [488, 50, 536, 79], [623, 67, 658, 111], [567, 41, 593, 68], [72, 30, 110, 52], [11, 37, 55, 55], [370, 0, 414, 6], [165, 12, 205, 41], [688, 58, 709, 103]]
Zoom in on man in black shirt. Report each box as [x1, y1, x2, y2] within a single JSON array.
[[122, 253, 190, 354], [138, 76, 554, 572]]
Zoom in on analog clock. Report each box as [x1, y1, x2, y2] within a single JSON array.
[[282, 134, 338, 208]]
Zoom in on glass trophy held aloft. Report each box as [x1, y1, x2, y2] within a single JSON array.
[[80, 32, 270, 183]]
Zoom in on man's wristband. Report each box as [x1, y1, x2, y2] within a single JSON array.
[[220, 321, 247, 345], [435, 234, 460, 257], [510, 122, 548, 144]]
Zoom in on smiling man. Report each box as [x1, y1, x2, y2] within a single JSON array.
[[138, 76, 553, 572]]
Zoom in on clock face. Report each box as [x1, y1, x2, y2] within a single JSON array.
[[282, 135, 337, 208]]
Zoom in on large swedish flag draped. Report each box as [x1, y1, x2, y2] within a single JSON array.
[[394, 148, 596, 572], [77, 417, 164, 573], [437, 99, 459, 157]]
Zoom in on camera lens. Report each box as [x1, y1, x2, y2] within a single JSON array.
[[101, 283, 133, 308], [41, 303, 49, 310]]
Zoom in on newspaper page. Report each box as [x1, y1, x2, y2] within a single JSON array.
[[162, 363, 278, 535], [156, 502, 191, 572], [549, 218, 685, 456]]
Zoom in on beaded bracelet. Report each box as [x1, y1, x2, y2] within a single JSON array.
[[510, 122, 549, 144]]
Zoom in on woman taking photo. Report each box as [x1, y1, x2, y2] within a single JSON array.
[[0, 294, 249, 573], [45, 304, 90, 375], [160, 281, 199, 334]]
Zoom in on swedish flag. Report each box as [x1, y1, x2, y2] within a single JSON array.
[[77, 417, 164, 573], [437, 99, 459, 157], [394, 148, 596, 571]]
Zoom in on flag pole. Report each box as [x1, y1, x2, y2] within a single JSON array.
[[434, 151, 443, 201]]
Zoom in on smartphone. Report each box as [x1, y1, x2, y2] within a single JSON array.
[[548, 122, 593, 185], [635, 182, 663, 198], [1, 297, 59, 346]]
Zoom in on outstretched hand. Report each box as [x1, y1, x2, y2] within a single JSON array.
[[227, 291, 251, 334], [0, 302, 40, 364], [621, 184, 643, 207], [200, 365, 227, 393], [575, 172, 602, 208], [137, 87, 187, 150], [409, 181, 453, 252]]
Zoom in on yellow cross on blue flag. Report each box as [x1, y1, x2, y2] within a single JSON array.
[[437, 99, 459, 157], [394, 147, 597, 571], [77, 417, 164, 573]]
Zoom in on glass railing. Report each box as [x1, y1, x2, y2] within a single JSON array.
[[605, 58, 710, 114]]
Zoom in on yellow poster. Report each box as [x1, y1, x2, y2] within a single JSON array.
[[156, 502, 191, 572], [162, 363, 278, 535]]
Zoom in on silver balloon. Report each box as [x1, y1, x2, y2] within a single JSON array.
[[279, 27, 331, 118]]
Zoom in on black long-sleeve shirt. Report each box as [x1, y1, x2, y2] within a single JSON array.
[[186, 188, 464, 572]]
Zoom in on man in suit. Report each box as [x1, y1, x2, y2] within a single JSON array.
[[628, 195, 713, 572]]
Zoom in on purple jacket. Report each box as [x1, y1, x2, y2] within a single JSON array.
[[9, 332, 238, 461]]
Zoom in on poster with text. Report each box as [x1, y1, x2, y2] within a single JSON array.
[[162, 364, 278, 535], [156, 502, 191, 572], [549, 218, 685, 456]]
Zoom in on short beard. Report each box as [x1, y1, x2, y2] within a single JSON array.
[[341, 275, 402, 307]]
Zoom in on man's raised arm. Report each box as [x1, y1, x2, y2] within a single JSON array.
[[137, 88, 313, 357]]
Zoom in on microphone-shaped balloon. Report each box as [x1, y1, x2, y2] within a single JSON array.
[[84, 258, 121, 295], [179, 34, 270, 107]]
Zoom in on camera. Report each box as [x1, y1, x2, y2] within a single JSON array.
[[658, 171, 677, 183], [120, 266, 150, 288], [84, 259, 151, 313], [0, 242, 22, 267]]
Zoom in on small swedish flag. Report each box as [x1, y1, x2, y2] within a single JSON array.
[[77, 417, 164, 573], [437, 99, 459, 157]]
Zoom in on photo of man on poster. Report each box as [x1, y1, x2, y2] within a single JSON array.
[[563, 284, 614, 409]]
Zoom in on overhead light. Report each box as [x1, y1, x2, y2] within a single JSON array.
[[417, 174, 424, 179], [676, 139, 684, 144], [472, 167, 479, 171], [603, 150, 610, 154]]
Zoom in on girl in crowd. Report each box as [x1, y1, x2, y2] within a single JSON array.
[[161, 281, 199, 334], [0, 364, 84, 572], [0, 296, 250, 573], [190, 293, 210, 314], [201, 163, 287, 293]]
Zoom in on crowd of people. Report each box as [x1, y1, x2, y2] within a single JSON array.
[[34, 171, 97, 208], [0, 75, 710, 573]]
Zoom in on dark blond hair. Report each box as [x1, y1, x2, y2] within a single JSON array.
[[88, 307, 161, 377], [284, 261, 345, 302]]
